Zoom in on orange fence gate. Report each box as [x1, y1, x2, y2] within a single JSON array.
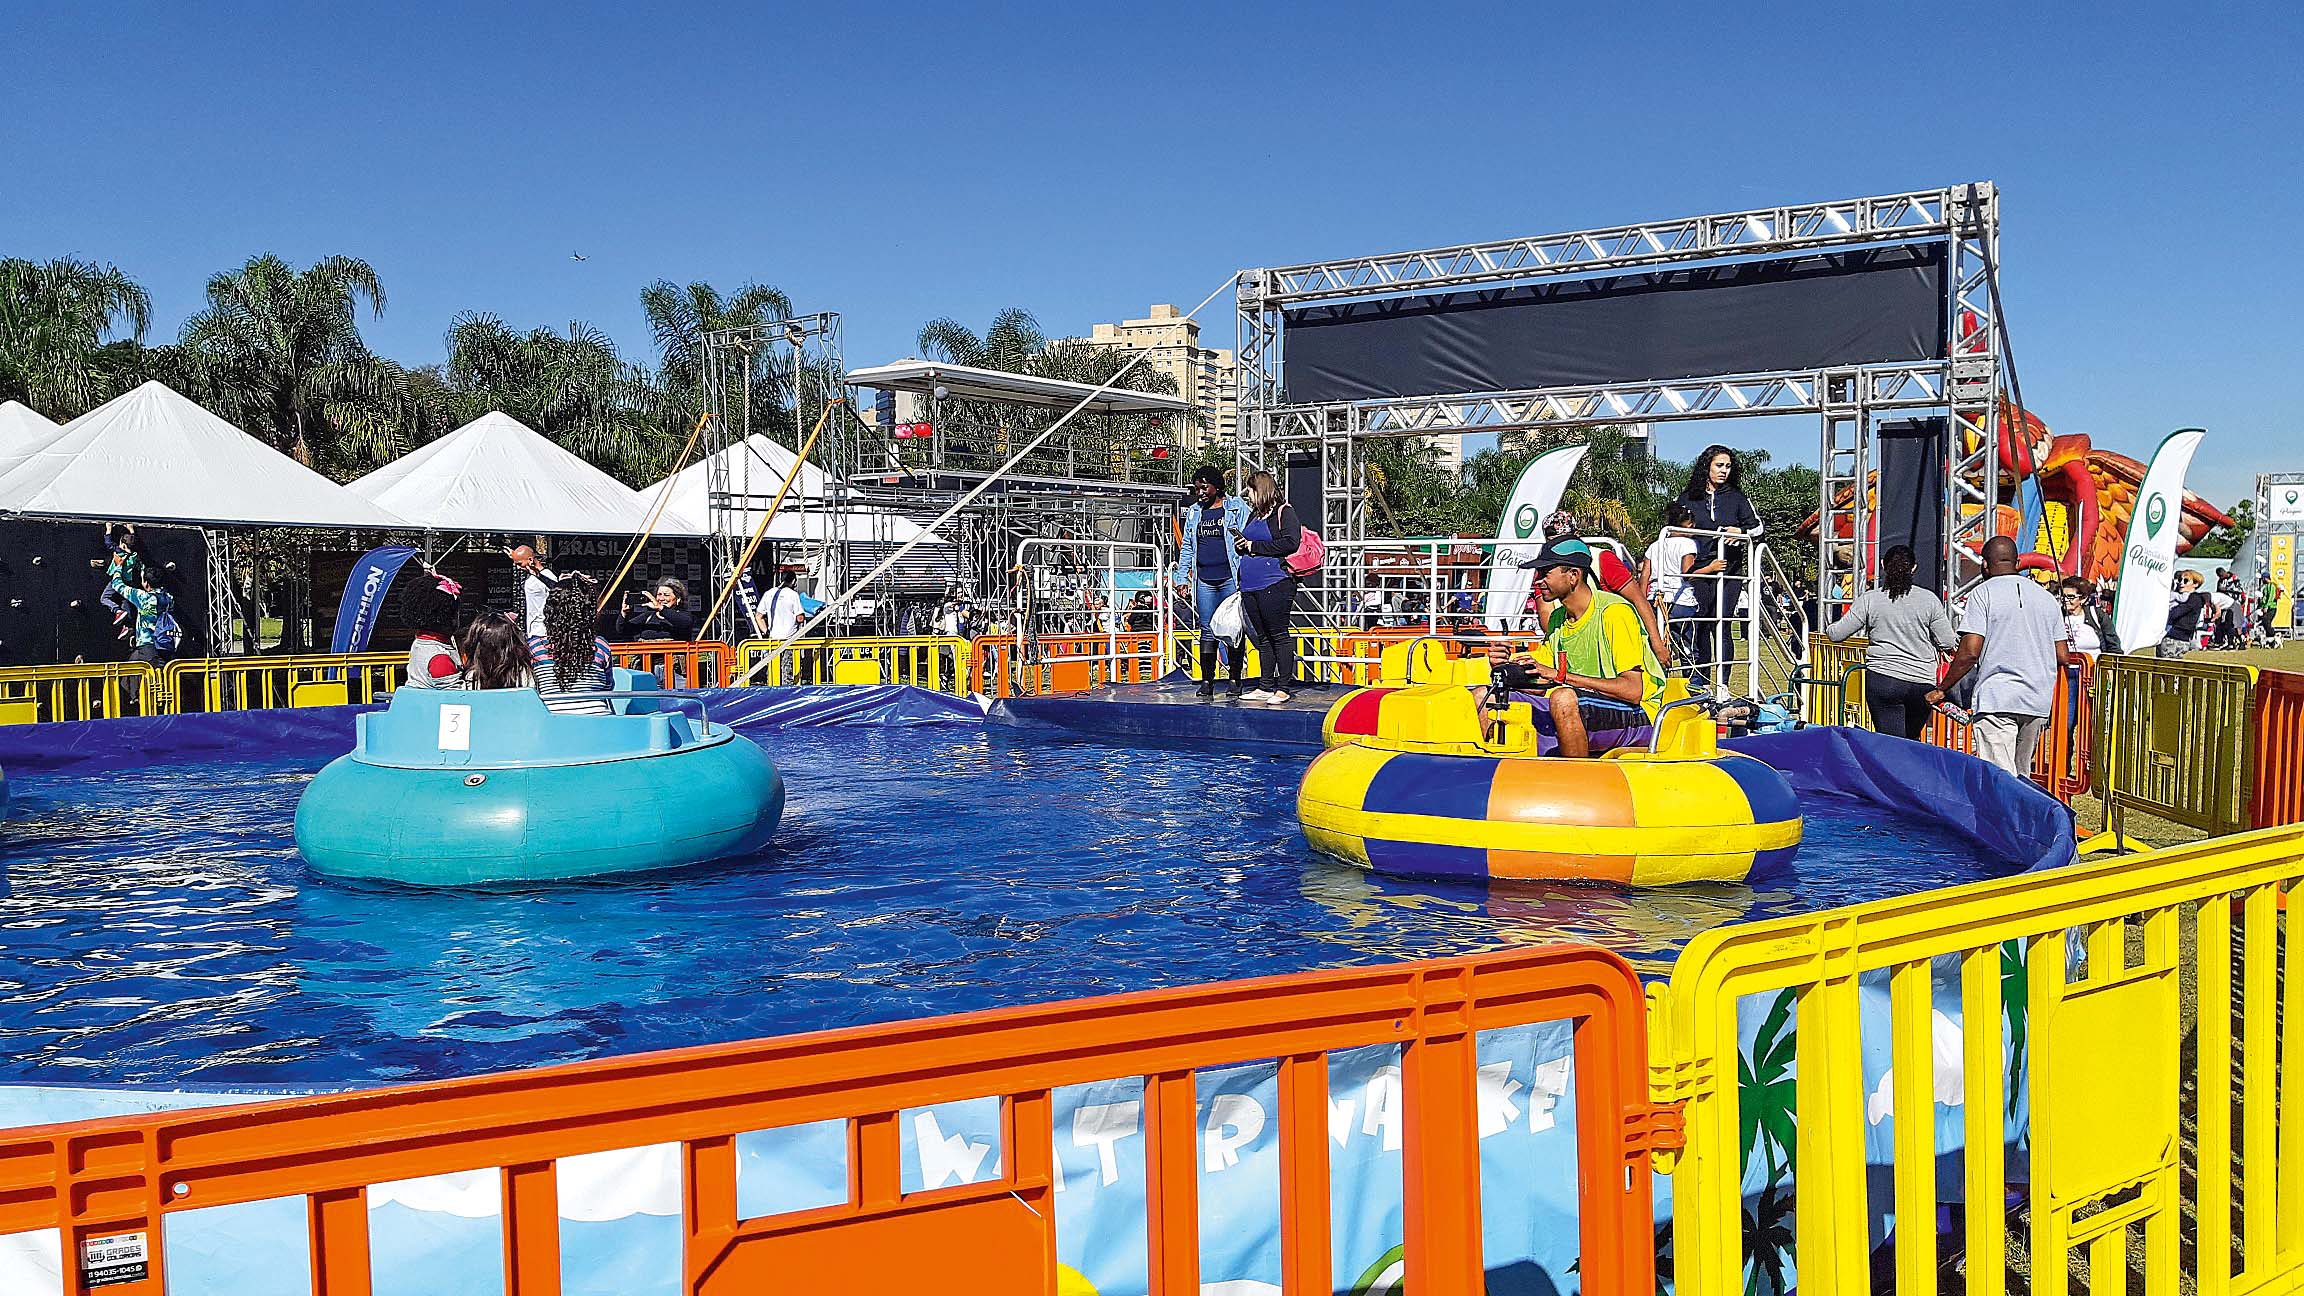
[[0, 947, 1664, 1296], [2253, 668, 2304, 828]]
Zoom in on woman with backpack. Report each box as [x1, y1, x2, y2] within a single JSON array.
[[1233, 469, 1307, 705]]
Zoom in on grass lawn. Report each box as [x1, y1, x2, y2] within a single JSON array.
[[2189, 638, 2304, 674]]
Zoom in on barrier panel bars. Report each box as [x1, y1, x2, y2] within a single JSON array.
[[608, 641, 735, 689], [1804, 636, 1869, 728], [162, 651, 407, 714], [736, 637, 971, 693], [2093, 654, 2257, 838], [2252, 669, 2304, 828], [1646, 824, 2304, 1296], [0, 946, 1659, 1296], [0, 662, 155, 723], [1016, 538, 1169, 691], [1920, 662, 2093, 803]]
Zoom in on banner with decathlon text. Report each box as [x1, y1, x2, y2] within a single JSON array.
[[330, 545, 418, 653], [2111, 428, 2207, 655]]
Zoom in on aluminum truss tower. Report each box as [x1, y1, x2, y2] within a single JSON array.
[[698, 313, 848, 640], [1235, 183, 2006, 602]]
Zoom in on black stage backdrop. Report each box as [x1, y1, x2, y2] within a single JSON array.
[[1874, 418, 1948, 593], [0, 522, 211, 666], [1281, 244, 1948, 403]]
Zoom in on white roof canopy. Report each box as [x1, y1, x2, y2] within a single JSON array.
[[845, 359, 1190, 415], [0, 382, 409, 529], [634, 434, 941, 544], [350, 411, 699, 536], [0, 401, 61, 463]]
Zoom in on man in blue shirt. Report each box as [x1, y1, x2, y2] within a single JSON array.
[[1172, 466, 1251, 697]]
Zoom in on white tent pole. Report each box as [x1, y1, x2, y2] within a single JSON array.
[[734, 272, 1240, 685]]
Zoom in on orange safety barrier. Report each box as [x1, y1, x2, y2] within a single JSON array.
[[607, 640, 735, 689], [0, 948, 1663, 1296], [1017, 633, 1163, 694], [1922, 663, 2093, 802], [2251, 668, 2304, 828], [970, 634, 1018, 697]]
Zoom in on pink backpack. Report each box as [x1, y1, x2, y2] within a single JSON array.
[[1284, 521, 1327, 576]]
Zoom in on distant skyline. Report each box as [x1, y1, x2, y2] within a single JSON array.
[[6, 1, 2299, 510]]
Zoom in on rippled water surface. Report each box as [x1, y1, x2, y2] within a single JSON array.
[[0, 726, 2006, 1085]]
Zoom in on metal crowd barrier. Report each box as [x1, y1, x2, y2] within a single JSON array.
[[163, 651, 407, 714], [1014, 633, 1162, 694], [738, 637, 971, 693], [1805, 636, 1870, 728], [1921, 662, 2095, 803], [0, 947, 1662, 1296], [609, 640, 735, 689], [0, 661, 157, 723], [2253, 669, 2304, 829], [1648, 823, 2304, 1296], [2094, 654, 2258, 839]]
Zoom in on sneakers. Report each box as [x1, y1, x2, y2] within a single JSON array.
[[1195, 680, 1216, 699], [1263, 689, 1292, 705], [1238, 688, 1276, 703]]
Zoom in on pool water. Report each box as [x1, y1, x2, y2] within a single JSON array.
[[0, 725, 2005, 1087]]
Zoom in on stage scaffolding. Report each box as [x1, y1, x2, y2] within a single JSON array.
[[1235, 183, 2009, 604]]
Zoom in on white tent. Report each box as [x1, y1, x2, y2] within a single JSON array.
[[351, 411, 700, 536], [0, 382, 409, 528], [0, 401, 61, 462], [634, 434, 939, 544]]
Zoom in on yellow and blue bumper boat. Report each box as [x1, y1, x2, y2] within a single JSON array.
[[1300, 650, 1801, 885]]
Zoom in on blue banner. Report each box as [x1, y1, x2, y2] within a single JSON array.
[[330, 546, 418, 654]]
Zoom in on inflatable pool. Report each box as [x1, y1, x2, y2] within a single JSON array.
[[294, 671, 782, 886], [1301, 682, 1802, 885]]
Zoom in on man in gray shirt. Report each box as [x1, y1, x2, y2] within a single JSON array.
[[1929, 537, 2073, 777]]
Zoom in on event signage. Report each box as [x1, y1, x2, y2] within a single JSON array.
[[2112, 429, 2207, 654], [2272, 533, 2296, 630], [1483, 442, 1589, 632], [2268, 481, 2304, 524], [330, 545, 419, 653]]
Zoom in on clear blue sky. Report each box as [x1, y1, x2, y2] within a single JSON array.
[[5, 2, 2298, 509]]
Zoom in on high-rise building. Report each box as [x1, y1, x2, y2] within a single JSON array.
[[1075, 304, 1238, 450]]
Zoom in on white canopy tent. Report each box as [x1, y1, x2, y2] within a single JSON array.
[[0, 382, 408, 529], [633, 434, 941, 545], [350, 411, 698, 536], [0, 401, 61, 463]]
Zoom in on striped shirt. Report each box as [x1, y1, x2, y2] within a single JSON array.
[[526, 635, 616, 715]]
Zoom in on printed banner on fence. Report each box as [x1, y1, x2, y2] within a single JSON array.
[[2112, 429, 2207, 654], [330, 545, 418, 653]]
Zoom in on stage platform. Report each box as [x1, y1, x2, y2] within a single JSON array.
[[988, 678, 1336, 750]]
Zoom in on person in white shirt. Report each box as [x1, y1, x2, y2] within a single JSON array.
[[1929, 537, 2073, 776], [764, 570, 806, 640], [505, 545, 558, 639], [1640, 502, 1713, 667]]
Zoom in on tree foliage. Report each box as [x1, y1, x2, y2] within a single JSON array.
[[2191, 496, 2254, 559], [0, 256, 153, 416]]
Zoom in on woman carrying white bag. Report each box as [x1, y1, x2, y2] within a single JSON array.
[[1172, 465, 1252, 697]]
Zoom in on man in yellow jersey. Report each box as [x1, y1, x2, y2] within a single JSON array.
[[1486, 536, 1666, 757]]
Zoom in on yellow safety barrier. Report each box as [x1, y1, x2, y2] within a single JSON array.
[[2093, 653, 2258, 839], [1648, 824, 2304, 1296], [738, 637, 972, 694], [1805, 635, 1870, 728], [163, 652, 406, 714], [0, 661, 158, 722]]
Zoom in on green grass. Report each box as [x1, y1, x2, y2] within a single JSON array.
[[2189, 638, 2304, 674]]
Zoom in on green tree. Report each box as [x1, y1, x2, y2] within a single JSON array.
[[2191, 496, 2255, 559], [640, 279, 795, 442], [0, 256, 153, 417], [913, 309, 1184, 476], [1733, 450, 1823, 593], [1359, 437, 1463, 535], [1457, 427, 1678, 541], [174, 254, 411, 473], [439, 312, 668, 482]]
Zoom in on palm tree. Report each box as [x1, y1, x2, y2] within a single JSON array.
[[641, 279, 796, 445], [440, 312, 669, 482], [0, 257, 153, 417], [174, 254, 409, 472]]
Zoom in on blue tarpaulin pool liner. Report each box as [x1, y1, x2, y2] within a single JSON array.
[[0, 684, 983, 775]]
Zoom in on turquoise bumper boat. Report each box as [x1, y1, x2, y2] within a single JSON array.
[[294, 671, 783, 886]]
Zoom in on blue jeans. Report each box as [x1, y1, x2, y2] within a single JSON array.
[[1194, 576, 1238, 676]]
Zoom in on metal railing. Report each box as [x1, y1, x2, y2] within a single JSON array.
[[737, 637, 972, 693], [0, 947, 1660, 1296], [1649, 823, 2304, 1296], [2094, 654, 2258, 838], [1016, 538, 1169, 690], [0, 661, 158, 723], [163, 651, 407, 714]]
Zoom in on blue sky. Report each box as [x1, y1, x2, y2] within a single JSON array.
[[5, 2, 2298, 510]]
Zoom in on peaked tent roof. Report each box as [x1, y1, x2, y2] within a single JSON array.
[[350, 411, 702, 536], [0, 401, 61, 458], [0, 382, 410, 528], [634, 434, 941, 544]]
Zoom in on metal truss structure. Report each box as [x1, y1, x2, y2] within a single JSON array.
[[1236, 183, 2007, 603], [698, 313, 848, 640]]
